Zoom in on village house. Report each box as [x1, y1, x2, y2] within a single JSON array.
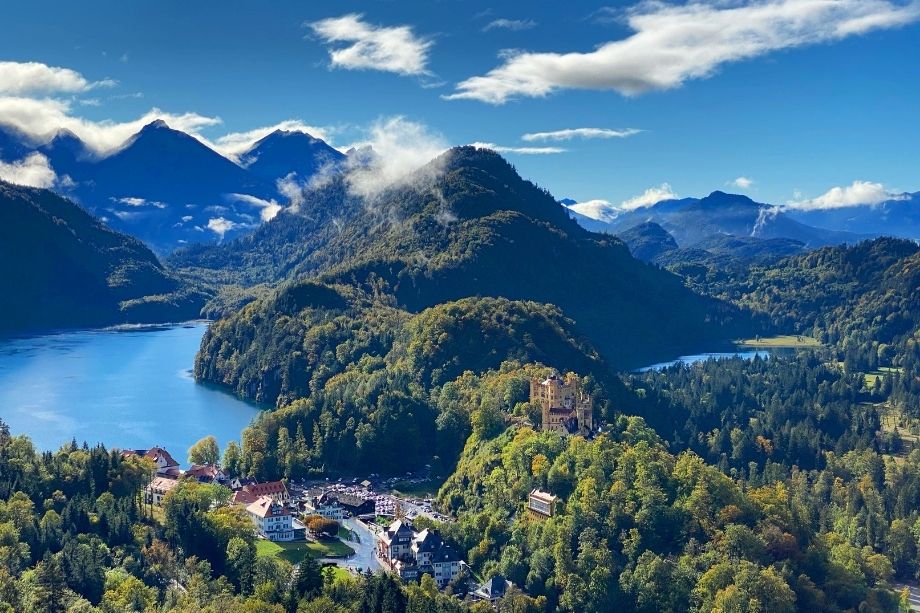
[[470, 575, 512, 604], [243, 480, 289, 503], [246, 495, 295, 542], [185, 463, 227, 485], [122, 447, 181, 477], [530, 373, 594, 436], [527, 488, 558, 520], [377, 519, 465, 588], [303, 492, 346, 521], [146, 476, 179, 506]]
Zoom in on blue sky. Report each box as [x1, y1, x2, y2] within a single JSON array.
[[1, 0, 919, 211]]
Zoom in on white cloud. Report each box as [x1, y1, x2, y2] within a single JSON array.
[[206, 217, 240, 238], [0, 152, 57, 188], [447, 0, 920, 103], [786, 180, 907, 210], [213, 120, 335, 161], [522, 127, 641, 141], [733, 176, 754, 189], [226, 193, 283, 222], [567, 183, 678, 220], [0, 96, 220, 156], [566, 199, 618, 222], [0, 61, 115, 96], [342, 116, 449, 197], [308, 13, 432, 76], [620, 183, 678, 211], [113, 196, 165, 208], [470, 142, 566, 154], [483, 18, 537, 32]]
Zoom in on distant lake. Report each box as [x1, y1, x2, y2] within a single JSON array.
[[0, 323, 261, 456], [636, 349, 773, 372]]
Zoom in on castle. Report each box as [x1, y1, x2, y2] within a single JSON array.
[[530, 372, 594, 436]]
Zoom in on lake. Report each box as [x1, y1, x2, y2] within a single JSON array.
[[636, 349, 773, 372], [0, 323, 261, 457]]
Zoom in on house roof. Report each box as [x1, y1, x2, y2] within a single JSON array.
[[232, 489, 260, 506], [475, 576, 509, 599], [245, 481, 287, 496], [186, 464, 222, 479], [432, 542, 462, 563], [412, 529, 443, 552], [148, 476, 179, 492], [246, 495, 290, 519], [146, 447, 179, 467], [529, 488, 558, 503], [122, 446, 179, 467]]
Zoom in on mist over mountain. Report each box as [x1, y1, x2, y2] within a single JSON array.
[[567, 190, 867, 247], [785, 193, 920, 239], [240, 128, 345, 182], [0, 120, 344, 253]]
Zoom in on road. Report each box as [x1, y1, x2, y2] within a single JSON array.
[[324, 517, 382, 574], [895, 583, 920, 612]]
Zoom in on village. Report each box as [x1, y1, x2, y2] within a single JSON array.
[[129, 372, 592, 607]]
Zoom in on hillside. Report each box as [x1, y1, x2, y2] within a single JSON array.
[[192, 147, 746, 376], [0, 180, 207, 331], [614, 221, 679, 262]]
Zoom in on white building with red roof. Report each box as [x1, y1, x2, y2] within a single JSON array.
[[246, 496, 294, 541]]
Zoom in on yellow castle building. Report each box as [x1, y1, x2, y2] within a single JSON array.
[[530, 372, 594, 436]]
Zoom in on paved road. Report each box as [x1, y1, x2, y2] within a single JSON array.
[[895, 583, 920, 611], [324, 517, 382, 574]]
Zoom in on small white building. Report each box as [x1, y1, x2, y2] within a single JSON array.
[[247, 495, 294, 542]]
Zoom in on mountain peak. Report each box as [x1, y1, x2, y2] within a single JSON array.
[[142, 119, 171, 131], [699, 190, 759, 208]]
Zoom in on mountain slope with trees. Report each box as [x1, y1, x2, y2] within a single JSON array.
[[0, 180, 206, 332]]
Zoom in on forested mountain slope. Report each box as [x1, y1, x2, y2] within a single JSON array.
[[0, 180, 206, 331], [191, 147, 746, 375]]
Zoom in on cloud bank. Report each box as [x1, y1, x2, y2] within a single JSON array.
[[308, 13, 433, 76], [447, 0, 920, 103], [620, 183, 678, 211], [0, 61, 115, 96], [0, 152, 57, 188], [787, 180, 908, 210]]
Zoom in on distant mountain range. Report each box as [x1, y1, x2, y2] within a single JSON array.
[[0, 120, 346, 253], [565, 191, 868, 248], [0, 179, 206, 332]]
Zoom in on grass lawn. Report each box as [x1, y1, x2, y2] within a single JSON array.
[[864, 367, 903, 388], [255, 537, 355, 563], [391, 477, 445, 499], [736, 335, 821, 348], [324, 565, 353, 583]]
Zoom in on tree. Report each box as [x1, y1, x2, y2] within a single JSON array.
[[222, 441, 243, 478], [226, 536, 256, 595], [189, 435, 220, 466], [33, 553, 68, 613], [307, 516, 339, 539]]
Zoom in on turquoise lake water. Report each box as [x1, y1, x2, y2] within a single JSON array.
[[0, 323, 261, 456], [636, 350, 773, 372]]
